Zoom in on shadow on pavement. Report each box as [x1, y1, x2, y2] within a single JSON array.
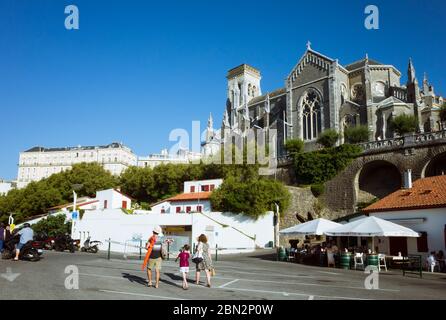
[[246, 252, 277, 261], [122, 273, 147, 286]]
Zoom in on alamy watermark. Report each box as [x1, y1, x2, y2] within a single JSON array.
[[168, 121, 278, 175], [364, 5, 379, 30], [364, 265, 379, 290], [65, 5, 79, 30], [64, 265, 79, 290]]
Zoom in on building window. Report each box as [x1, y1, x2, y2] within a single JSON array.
[[190, 186, 195, 193], [202, 185, 209, 192], [104, 200, 108, 209], [210, 184, 215, 191], [197, 205, 202, 212], [417, 232, 428, 252], [176, 207, 181, 213], [186, 206, 191, 213], [161, 207, 166, 213], [122, 201, 127, 209], [301, 89, 322, 140]]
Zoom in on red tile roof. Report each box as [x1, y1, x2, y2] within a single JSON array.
[[166, 192, 212, 202], [363, 175, 446, 213]]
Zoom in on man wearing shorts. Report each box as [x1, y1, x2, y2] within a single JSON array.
[[146, 226, 163, 288], [14, 223, 34, 261]]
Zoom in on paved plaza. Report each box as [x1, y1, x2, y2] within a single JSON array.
[[1, 250, 445, 300]]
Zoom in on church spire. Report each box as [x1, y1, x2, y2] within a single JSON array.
[[407, 58, 416, 84], [207, 113, 213, 129]]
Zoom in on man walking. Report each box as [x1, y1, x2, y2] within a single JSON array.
[[143, 226, 164, 288], [14, 223, 34, 261]]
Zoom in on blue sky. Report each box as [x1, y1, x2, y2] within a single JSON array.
[[0, 0, 445, 180]]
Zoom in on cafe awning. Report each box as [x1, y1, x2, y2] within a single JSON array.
[[324, 216, 420, 237], [279, 218, 342, 236]]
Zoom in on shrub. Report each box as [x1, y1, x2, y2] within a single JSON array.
[[32, 214, 71, 237], [310, 184, 324, 197], [344, 125, 370, 144], [317, 129, 339, 148], [390, 114, 417, 136], [284, 139, 304, 155], [293, 144, 362, 185]]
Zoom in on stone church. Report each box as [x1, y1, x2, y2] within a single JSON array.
[[217, 43, 444, 156]]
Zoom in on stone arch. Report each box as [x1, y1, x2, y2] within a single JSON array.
[[422, 150, 446, 177], [354, 159, 402, 204]]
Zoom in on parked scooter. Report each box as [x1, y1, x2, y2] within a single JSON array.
[[54, 234, 77, 253], [81, 236, 102, 253], [1, 234, 42, 261]]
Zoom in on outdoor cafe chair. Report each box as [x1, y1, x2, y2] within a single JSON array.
[[378, 254, 387, 272], [354, 252, 365, 270]]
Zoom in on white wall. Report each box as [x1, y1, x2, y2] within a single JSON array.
[[184, 179, 223, 193], [74, 209, 274, 254], [151, 200, 211, 214], [96, 189, 131, 210], [371, 208, 446, 258]]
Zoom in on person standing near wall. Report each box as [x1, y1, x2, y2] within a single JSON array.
[[194, 234, 213, 288]]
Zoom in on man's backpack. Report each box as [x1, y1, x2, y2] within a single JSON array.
[[160, 241, 168, 260]]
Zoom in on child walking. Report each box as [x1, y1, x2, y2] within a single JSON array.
[[176, 244, 191, 290]]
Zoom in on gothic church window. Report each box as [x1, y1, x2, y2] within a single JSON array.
[[351, 83, 364, 102], [300, 89, 322, 140]]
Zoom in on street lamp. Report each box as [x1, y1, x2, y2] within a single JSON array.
[[71, 184, 83, 239]]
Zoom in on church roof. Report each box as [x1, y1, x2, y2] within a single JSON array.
[[344, 58, 384, 71], [248, 88, 286, 106], [376, 96, 407, 108]]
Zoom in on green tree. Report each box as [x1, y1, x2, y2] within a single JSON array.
[[0, 163, 118, 223], [344, 125, 370, 144], [210, 176, 290, 218], [32, 214, 71, 237], [390, 114, 417, 136], [317, 129, 339, 148], [284, 139, 304, 155]]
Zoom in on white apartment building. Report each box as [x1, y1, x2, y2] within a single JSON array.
[[17, 142, 137, 188], [0, 179, 15, 196], [137, 148, 202, 169]]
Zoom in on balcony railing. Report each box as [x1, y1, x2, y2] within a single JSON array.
[[358, 129, 446, 151]]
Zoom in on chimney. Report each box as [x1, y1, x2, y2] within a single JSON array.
[[403, 169, 413, 189]]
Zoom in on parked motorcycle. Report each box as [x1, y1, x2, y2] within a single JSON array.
[[81, 237, 102, 253], [54, 234, 77, 253], [1, 234, 42, 262]]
